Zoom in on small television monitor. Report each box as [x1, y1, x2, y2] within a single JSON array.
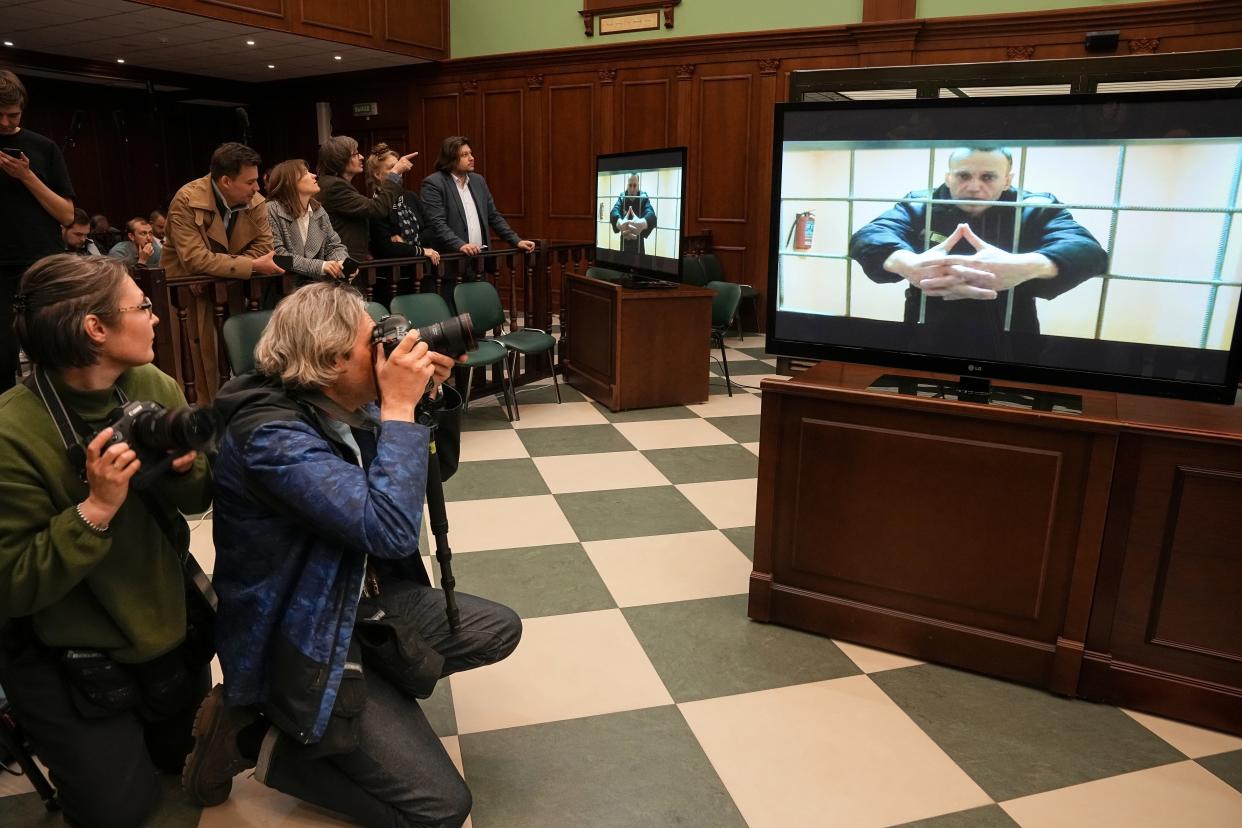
[[595, 147, 686, 279], [767, 90, 1242, 404]]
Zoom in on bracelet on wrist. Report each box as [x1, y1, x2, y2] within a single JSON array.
[[75, 503, 110, 535]]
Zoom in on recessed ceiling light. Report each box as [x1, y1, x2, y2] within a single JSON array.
[[2, 41, 14, 48], [116, 58, 125, 64], [267, 64, 275, 69], [333, 55, 342, 61], [246, 40, 255, 46]]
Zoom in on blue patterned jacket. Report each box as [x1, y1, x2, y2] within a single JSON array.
[[210, 373, 431, 744]]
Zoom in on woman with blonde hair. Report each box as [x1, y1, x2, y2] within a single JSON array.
[[265, 159, 349, 283], [365, 143, 441, 265]]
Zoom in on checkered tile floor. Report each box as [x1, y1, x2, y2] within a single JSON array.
[[3, 336, 1242, 827]]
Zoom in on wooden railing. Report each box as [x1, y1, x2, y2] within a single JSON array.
[[134, 240, 594, 405]]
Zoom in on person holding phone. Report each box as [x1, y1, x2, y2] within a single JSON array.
[[265, 159, 350, 284], [0, 70, 76, 391]]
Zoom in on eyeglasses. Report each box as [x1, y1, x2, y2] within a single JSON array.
[[116, 298, 154, 318]]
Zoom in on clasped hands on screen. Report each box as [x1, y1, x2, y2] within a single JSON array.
[[883, 223, 1057, 301], [618, 207, 647, 240]]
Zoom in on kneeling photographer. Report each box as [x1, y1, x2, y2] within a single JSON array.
[[0, 254, 214, 827], [191, 283, 521, 827]]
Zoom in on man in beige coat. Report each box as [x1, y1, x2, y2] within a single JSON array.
[[162, 142, 283, 399]]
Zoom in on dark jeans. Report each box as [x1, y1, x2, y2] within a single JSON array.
[[0, 622, 211, 828], [1, 263, 26, 392], [260, 586, 521, 828]]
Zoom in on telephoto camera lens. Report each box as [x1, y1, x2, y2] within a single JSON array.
[[373, 313, 478, 358], [135, 406, 221, 453], [414, 313, 477, 359]]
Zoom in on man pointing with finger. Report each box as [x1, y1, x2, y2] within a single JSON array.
[[849, 146, 1108, 337]]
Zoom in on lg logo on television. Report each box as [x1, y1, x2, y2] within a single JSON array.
[[967, 364, 983, 372]]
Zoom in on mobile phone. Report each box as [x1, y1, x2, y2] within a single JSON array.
[[2, 148, 23, 159], [273, 254, 294, 271]]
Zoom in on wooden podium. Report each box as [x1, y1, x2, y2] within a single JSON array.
[[562, 273, 716, 411], [750, 361, 1242, 735]]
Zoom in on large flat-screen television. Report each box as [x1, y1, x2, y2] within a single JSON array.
[[767, 90, 1242, 404], [595, 147, 686, 279]]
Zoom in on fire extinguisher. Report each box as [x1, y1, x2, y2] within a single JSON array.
[[785, 211, 815, 251]]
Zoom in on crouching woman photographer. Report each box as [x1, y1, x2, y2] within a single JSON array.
[[0, 254, 213, 827]]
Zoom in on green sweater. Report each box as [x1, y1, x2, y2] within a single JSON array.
[[0, 365, 212, 663]]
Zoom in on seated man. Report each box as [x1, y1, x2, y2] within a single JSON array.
[[149, 209, 167, 244], [108, 216, 161, 268], [62, 208, 102, 255], [848, 146, 1108, 344], [183, 283, 521, 827], [609, 173, 657, 257]]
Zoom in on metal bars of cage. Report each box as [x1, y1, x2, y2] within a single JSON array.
[[845, 150, 855, 318], [1092, 145, 1128, 341], [918, 149, 937, 325], [1004, 147, 1031, 332], [1200, 146, 1242, 349]]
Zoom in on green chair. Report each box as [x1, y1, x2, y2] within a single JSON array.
[[393, 291, 514, 421], [586, 266, 627, 283], [221, 309, 273, 376], [706, 280, 742, 396], [454, 281, 560, 422], [364, 301, 389, 323], [681, 255, 710, 287], [700, 253, 758, 341]]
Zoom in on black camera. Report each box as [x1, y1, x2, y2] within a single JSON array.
[[371, 313, 478, 359], [102, 401, 220, 488]]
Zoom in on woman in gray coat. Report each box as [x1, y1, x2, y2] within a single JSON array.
[[265, 159, 349, 282]]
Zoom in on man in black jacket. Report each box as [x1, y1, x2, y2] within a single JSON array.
[[420, 136, 535, 266], [0, 70, 75, 390], [848, 147, 1108, 338]]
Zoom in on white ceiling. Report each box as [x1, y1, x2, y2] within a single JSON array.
[[0, 0, 427, 83]]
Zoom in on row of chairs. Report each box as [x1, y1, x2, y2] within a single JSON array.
[[222, 282, 560, 422]]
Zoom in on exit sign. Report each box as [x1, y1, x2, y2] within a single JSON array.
[[353, 102, 379, 118]]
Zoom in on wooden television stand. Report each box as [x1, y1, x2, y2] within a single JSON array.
[[749, 360, 1242, 735]]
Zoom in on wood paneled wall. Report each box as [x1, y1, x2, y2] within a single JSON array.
[[371, 0, 1242, 320], [134, 0, 449, 59]]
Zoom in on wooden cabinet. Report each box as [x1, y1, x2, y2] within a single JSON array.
[[751, 361, 1242, 735], [562, 273, 713, 411]]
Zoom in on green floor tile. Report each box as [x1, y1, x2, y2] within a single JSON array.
[[512, 382, 585, 405], [433, 543, 615, 619], [1199, 749, 1242, 794], [421, 676, 457, 738], [461, 405, 514, 431], [442, 458, 549, 501], [871, 664, 1185, 801], [738, 347, 780, 360], [893, 805, 1019, 828], [642, 444, 759, 484], [715, 358, 776, 376], [516, 424, 634, 457], [589, 401, 700, 423], [461, 706, 746, 828], [0, 791, 60, 827], [720, 526, 755, 561], [623, 594, 860, 702], [556, 486, 714, 542], [705, 414, 760, 443]]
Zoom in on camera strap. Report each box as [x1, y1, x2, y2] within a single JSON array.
[[23, 366, 128, 481], [23, 367, 217, 613]]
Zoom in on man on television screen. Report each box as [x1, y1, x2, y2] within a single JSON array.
[[609, 173, 657, 259], [848, 147, 1108, 338]]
